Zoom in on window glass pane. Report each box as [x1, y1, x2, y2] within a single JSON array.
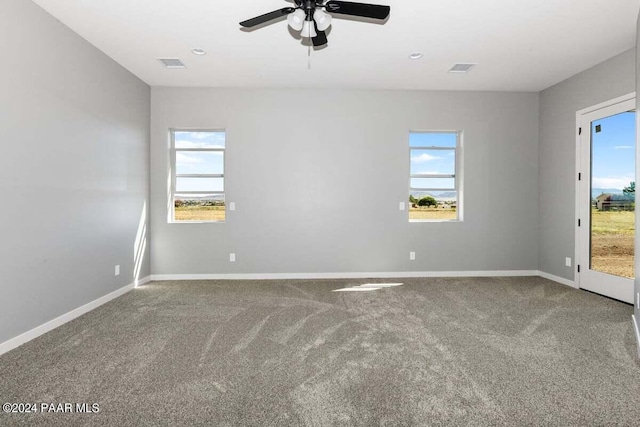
[[411, 177, 455, 190], [409, 191, 457, 221], [175, 131, 226, 149], [174, 194, 225, 222], [176, 151, 224, 175], [410, 132, 457, 148], [410, 190, 457, 201], [176, 177, 224, 192], [410, 149, 455, 174]]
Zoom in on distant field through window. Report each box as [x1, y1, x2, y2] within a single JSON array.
[[171, 130, 225, 222], [409, 131, 461, 221]]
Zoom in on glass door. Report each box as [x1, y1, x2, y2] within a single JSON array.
[[577, 97, 635, 303]]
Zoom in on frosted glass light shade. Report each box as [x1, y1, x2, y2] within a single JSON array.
[[313, 9, 332, 31], [301, 20, 317, 38], [287, 9, 305, 31]]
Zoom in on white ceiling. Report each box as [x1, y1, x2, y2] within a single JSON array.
[[31, 0, 640, 92]]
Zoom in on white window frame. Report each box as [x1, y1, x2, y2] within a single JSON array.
[[409, 130, 463, 222], [170, 129, 226, 223]]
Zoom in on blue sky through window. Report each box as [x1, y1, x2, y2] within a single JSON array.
[[591, 111, 635, 191], [176, 152, 223, 175], [410, 132, 456, 176], [175, 131, 225, 149]]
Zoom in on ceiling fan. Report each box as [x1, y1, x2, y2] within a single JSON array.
[[239, 1, 391, 47]]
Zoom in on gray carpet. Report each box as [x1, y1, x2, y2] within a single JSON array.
[[0, 276, 639, 426]]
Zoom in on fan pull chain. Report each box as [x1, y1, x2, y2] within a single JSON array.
[[308, 43, 311, 70]]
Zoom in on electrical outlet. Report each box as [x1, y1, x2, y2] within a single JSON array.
[[399, 202, 405, 211], [115, 265, 120, 276], [565, 257, 571, 267], [229, 253, 236, 262], [409, 251, 415, 261], [229, 202, 236, 211]]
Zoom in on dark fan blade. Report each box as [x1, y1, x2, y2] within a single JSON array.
[[312, 20, 328, 46], [325, 1, 390, 20], [240, 7, 295, 28]]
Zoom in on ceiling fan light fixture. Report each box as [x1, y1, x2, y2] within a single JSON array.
[[240, 1, 391, 47], [313, 9, 332, 31], [287, 9, 305, 31], [301, 20, 317, 38]]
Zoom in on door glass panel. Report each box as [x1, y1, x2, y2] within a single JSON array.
[[590, 110, 635, 279]]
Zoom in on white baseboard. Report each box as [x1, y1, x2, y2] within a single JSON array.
[[633, 315, 640, 359], [537, 271, 577, 289], [150, 270, 540, 281], [0, 276, 149, 357]]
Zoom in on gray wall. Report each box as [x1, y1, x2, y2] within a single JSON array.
[[538, 49, 636, 281], [0, 0, 150, 344], [151, 88, 539, 275]]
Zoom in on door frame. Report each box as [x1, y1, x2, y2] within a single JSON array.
[[575, 92, 636, 301]]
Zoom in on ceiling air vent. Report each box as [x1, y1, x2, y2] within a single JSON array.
[[157, 58, 187, 69], [449, 63, 476, 73]]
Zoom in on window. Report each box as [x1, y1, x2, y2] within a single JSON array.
[[409, 131, 461, 221], [170, 130, 225, 222]]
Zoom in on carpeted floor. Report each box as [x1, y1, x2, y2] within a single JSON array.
[[0, 276, 639, 426]]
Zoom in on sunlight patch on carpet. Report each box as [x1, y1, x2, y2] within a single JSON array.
[[332, 283, 404, 292]]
